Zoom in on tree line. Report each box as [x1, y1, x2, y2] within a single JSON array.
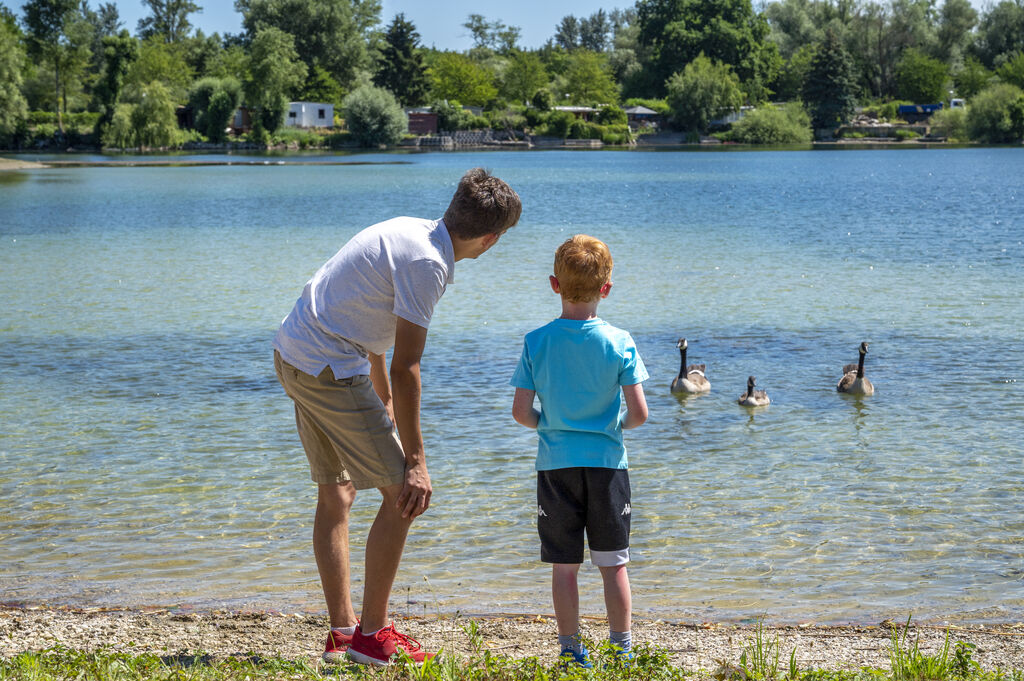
[[1, 0, 1023, 149]]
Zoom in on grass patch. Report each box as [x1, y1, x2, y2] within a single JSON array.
[[3, 618, 1024, 681]]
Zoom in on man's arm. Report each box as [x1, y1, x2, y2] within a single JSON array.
[[391, 317, 431, 518], [512, 388, 540, 428], [367, 352, 395, 426], [621, 383, 649, 429]]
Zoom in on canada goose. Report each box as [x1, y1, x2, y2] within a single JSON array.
[[670, 338, 711, 395], [738, 376, 770, 407], [837, 342, 875, 396]]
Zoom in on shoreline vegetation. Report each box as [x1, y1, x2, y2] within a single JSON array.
[[0, 134, 978, 173], [3, 0, 1024, 159], [3, 605, 1024, 679]]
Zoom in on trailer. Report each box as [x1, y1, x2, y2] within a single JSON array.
[[898, 103, 943, 123]]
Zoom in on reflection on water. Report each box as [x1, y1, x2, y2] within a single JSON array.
[[1, 149, 1023, 623]]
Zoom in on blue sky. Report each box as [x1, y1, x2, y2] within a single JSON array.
[[10, 1, 624, 51]]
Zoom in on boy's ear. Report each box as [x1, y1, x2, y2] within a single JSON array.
[[600, 281, 613, 298], [549, 275, 560, 294]]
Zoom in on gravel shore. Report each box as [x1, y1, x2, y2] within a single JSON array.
[[3, 607, 1024, 672]]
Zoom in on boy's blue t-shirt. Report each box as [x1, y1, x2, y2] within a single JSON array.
[[510, 318, 649, 471]]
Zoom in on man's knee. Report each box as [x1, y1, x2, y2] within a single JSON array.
[[318, 482, 356, 512]]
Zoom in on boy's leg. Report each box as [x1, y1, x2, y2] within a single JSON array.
[[359, 482, 416, 633], [599, 564, 632, 641], [314, 482, 359, 629], [584, 468, 632, 651], [551, 563, 582, 636], [538, 469, 590, 665]]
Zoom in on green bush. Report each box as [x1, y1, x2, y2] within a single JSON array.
[[25, 111, 101, 130], [131, 81, 181, 148], [343, 84, 407, 147], [597, 105, 627, 125], [431, 99, 474, 131], [666, 55, 743, 132], [542, 110, 575, 137], [101, 103, 136, 148], [188, 77, 242, 142], [532, 89, 553, 111], [623, 97, 670, 115], [488, 109, 526, 131], [523, 107, 545, 128], [929, 107, 968, 141], [722, 103, 812, 144], [863, 100, 912, 122], [893, 128, 920, 140], [33, 123, 57, 142], [967, 83, 1024, 143]]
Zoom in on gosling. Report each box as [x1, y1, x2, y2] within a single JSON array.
[[738, 376, 770, 407], [837, 342, 875, 396], [670, 338, 711, 395]]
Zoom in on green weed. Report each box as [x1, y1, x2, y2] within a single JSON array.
[[889, 615, 952, 681]]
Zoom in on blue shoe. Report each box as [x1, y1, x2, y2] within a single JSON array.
[[609, 646, 634, 667], [559, 644, 592, 669]]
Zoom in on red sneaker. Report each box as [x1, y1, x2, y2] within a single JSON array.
[[322, 628, 355, 663], [346, 623, 435, 666]]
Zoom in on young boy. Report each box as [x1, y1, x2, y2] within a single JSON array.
[[510, 234, 649, 667]]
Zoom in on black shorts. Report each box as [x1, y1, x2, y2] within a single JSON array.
[[537, 467, 631, 566]]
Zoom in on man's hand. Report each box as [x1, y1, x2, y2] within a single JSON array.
[[397, 462, 432, 518]]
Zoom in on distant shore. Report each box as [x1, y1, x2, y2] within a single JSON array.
[[2, 606, 1024, 671]]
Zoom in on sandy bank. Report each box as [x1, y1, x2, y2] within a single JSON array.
[[3, 607, 1024, 671], [0, 157, 45, 170]]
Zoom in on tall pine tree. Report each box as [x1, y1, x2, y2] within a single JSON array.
[[373, 13, 428, 107], [802, 28, 857, 130]]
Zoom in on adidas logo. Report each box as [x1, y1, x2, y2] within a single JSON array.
[[537, 505, 548, 517], [621, 504, 631, 516]]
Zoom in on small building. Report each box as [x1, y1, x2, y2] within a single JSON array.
[[624, 105, 659, 129], [230, 106, 253, 134], [285, 102, 334, 128], [406, 107, 438, 135], [553, 105, 599, 121]]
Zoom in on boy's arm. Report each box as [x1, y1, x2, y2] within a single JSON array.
[[368, 351, 395, 426], [391, 317, 431, 519], [621, 383, 649, 429], [512, 388, 540, 428]]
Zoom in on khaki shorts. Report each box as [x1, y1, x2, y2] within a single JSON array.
[[274, 350, 407, 489]]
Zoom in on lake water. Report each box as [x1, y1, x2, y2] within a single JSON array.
[[1, 148, 1022, 624]]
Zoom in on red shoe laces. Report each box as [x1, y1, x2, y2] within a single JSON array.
[[376, 625, 422, 651]]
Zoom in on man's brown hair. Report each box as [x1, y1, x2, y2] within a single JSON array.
[[554, 234, 613, 303], [443, 168, 522, 239]]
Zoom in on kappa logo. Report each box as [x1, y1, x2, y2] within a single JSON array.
[[537, 505, 548, 517], [621, 503, 631, 516]]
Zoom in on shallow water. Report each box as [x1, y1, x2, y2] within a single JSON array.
[[1, 148, 1023, 623]]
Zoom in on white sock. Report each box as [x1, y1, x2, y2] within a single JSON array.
[[332, 625, 357, 636]]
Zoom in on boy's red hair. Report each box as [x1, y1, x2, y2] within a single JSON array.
[[554, 234, 613, 303]]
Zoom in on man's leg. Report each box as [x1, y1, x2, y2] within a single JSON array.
[[314, 482, 358, 629], [359, 482, 415, 632]]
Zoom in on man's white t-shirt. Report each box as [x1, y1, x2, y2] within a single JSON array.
[[273, 217, 455, 379]]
